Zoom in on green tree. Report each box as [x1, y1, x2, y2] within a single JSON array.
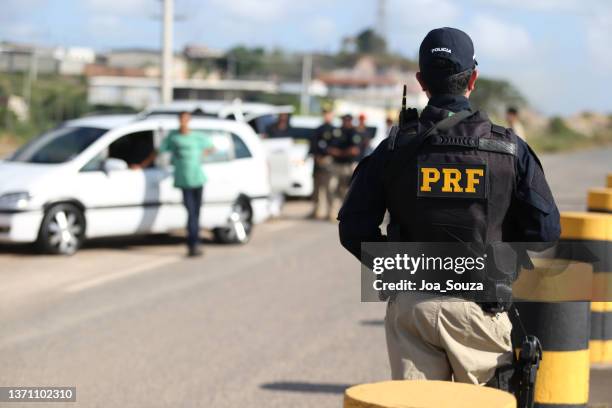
[[226, 46, 266, 78], [470, 77, 526, 115], [355, 28, 387, 55]]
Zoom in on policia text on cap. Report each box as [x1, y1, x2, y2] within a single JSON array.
[[337, 27, 561, 396]]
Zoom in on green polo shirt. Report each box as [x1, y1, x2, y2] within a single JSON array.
[[159, 130, 214, 189]]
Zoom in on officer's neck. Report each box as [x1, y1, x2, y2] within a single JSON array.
[[427, 93, 471, 113]]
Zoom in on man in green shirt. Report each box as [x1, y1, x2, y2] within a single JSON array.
[[134, 111, 214, 256]]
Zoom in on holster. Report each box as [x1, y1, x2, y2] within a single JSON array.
[[486, 333, 542, 408], [485, 363, 517, 394]]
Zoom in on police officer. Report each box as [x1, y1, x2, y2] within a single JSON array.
[[506, 106, 527, 141], [356, 113, 374, 158], [338, 28, 560, 386], [308, 109, 337, 220], [328, 114, 363, 220], [264, 112, 292, 138]]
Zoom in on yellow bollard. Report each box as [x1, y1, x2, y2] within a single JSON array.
[[582, 190, 612, 365], [343, 380, 515, 408], [512, 257, 593, 302], [606, 173, 612, 188], [510, 212, 611, 407], [587, 188, 612, 213], [512, 302, 590, 407], [561, 211, 612, 303], [591, 301, 612, 365]]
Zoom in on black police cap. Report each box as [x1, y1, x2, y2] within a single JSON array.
[[419, 27, 478, 77]]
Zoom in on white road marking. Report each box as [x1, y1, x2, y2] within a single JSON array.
[[64, 256, 180, 293]]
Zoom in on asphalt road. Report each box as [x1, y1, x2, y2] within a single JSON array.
[[0, 146, 611, 408]]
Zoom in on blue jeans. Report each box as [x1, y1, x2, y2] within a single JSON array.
[[182, 186, 203, 247]]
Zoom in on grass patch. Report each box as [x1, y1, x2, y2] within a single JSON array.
[[529, 117, 612, 153]]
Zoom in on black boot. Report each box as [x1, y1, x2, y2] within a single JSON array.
[[188, 244, 203, 257]]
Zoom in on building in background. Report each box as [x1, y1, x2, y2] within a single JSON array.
[[316, 56, 426, 110], [101, 48, 188, 80], [183, 44, 227, 79], [0, 39, 425, 115], [0, 42, 95, 76], [87, 76, 329, 109], [56, 47, 96, 75]]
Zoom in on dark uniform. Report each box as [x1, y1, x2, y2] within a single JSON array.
[[356, 124, 374, 159], [339, 95, 560, 256], [338, 28, 561, 385], [309, 121, 337, 219], [265, 117, 292, 138], [329, 118, 363, 207]]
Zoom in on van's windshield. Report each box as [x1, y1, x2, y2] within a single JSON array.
[[9, 127, 107, 164]]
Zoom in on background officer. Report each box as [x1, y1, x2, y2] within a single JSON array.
[[328, 114, 362, 220], [356, 113, 374, 158], [338, 28, 561, 385], [264, 112, 291, 138], [308, 109, 336, 220], [506, 106, 527, 141]]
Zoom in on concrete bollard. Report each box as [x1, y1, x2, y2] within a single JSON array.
[[510, 212, 611, 407], [562, 211, 612, 303], [343, 380, 515, 408], [585, 189, 612, 364], [591, 301, 612, 365], [513, 302, 590, 408], [587, 188, 612, 214]]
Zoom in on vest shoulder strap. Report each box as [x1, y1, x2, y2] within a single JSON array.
[[383, 110, 475, 191], [478, 124, 518, 156], [433, 110, 474, 132], [388, 110, 474, 152]]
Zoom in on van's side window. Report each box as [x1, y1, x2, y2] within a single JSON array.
[[198, 130, 232, 163], [109, 131, 155, 168], [81, 152, 106, 172], [232, 134, 252, 159]]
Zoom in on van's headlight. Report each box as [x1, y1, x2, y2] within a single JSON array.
[[0, 192, 33, 209]]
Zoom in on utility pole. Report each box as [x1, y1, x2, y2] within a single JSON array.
[[161, 0, 174, 104], [376, 0, 387, 45], [300, 54, 312, 115], [23, 48, 38, 109]]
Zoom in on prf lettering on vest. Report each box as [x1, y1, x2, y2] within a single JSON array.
[[417, 163, 487, 199]]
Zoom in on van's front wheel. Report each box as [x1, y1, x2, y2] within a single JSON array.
[[38, 203, 85, 255], [213, 198, 252, 244]]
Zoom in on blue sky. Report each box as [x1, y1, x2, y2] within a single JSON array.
[[2, 0, 611, 115]]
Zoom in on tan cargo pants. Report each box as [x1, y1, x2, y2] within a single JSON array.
[[311, 162, 334, 219], [331, 162, 355, 202], [385, 292, 513, 384]]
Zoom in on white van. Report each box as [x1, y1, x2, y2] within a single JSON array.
[[0, 115, 272, 254], [143, 100, 296, 197], [143, 101, 387, 198], [264, 115, 388, 197]]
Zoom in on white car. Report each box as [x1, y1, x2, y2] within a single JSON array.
[[0, 115, 272, 254]]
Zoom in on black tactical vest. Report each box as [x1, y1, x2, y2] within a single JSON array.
[[384, 110, 519, 309]]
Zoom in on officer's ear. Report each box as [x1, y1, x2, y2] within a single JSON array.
[[416, 72, 431, 97], [467, 69, 479, 92]]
